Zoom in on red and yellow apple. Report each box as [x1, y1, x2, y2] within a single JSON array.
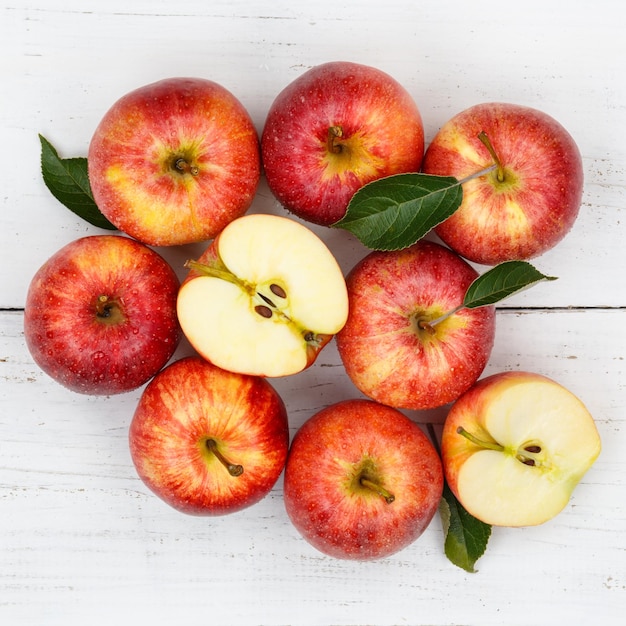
[[261, 61, 424, 226], [441, 371, 602, 527], [129, 356, 289, 516], [88, 77, 261, 246], [176, 213, 349, 377], [336, 240, 496, 410], [422, 102, 584, 265], [24, 235, 181, 395], [283, 399, 443, 560]]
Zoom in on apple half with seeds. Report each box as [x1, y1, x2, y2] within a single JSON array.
[[441, 371, 602, 527], [176, 213, 349, 377]]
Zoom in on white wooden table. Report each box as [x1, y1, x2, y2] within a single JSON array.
[[2, 2, 625, 624]]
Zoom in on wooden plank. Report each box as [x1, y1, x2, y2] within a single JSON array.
[[1, 308, 624, 625], [1, 1, 625, 624]]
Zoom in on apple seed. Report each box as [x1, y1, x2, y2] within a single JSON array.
[[269, 283, 287, 299], [254, 304, 273, 319]]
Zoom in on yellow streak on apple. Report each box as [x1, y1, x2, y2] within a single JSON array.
[[349, 305, 470, 401], [104, 163, 208, 241]]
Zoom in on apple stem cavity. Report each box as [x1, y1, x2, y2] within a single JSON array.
[[173, 157, 199, 176], [477, 131, 505, 183], [93, 294, 126, 324], [205, 438, 244, 477], [359, 477, 395, 504], [327, 125, 344, 154]]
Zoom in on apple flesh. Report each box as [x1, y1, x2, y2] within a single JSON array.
[[129, 356, 289, 515], [422, 102, 584, 265], [336, 240, 496, 410], [24, 235, 181, 395], [441, 371, 602, 527], [283, 399, 443, 560], [88, 77, 261, 246], [176, 213, 349, 377], [261, 61, 424, 226]]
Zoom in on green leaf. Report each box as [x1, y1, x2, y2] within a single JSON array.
[[440, 482, 492, 573], [463, 260, 558, 309], [332, 173, 463, 250], [39, 134, 116, 230]]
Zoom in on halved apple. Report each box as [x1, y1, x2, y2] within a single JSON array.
[[441, 371, 601, 527], [177, 213, 349, 377]]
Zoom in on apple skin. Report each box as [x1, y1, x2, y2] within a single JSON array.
[[24, 235, 181, 395], [129, 356, 289, 516], [283, 399, 443, 560], [336, 240, 496, 410], [261, 61, 424, 226], [88, 77, 261, 246], [422, 102, 584, 265], [441, 371, 602, 527]]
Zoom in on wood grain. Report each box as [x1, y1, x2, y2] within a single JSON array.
[[1, 1, 625, 624]]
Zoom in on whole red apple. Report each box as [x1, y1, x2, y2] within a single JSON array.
[[422, 102, 583, 265], [283, 399, 443, 560], [88, 77, 261, 246], [24, 235, 181, 395], [441, 371, 601, 527], [261, 61, 424, 226], [336, 240, 496, 410], [129, 356, 289, 515]]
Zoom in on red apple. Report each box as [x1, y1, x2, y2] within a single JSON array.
[[422, 102, 584, 265], [24, 235, 181, 395], [176, 213, 349, 377], [441, 371, 602, 527], [129, 356, 289, 515], [261, 61, 424, 226], [283, 399, 443, 560], [336, 240, 496, 410], [88, 77, 261, 246]]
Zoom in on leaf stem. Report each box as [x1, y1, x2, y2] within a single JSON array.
[[457, 162, 497, 186], [419, 304, 465, 332]]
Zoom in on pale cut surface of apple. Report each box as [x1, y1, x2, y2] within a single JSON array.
[[443, 372, 601, 527], [177, 214, 349, 377]]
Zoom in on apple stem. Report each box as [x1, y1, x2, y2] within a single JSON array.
[[360, 477, 395, 504], [327, 126, 344, 154], [205, 439, 244, 477], [477, 131, 505, 182], [184, 259, 244, 288], [456, 426, 504, 452]]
